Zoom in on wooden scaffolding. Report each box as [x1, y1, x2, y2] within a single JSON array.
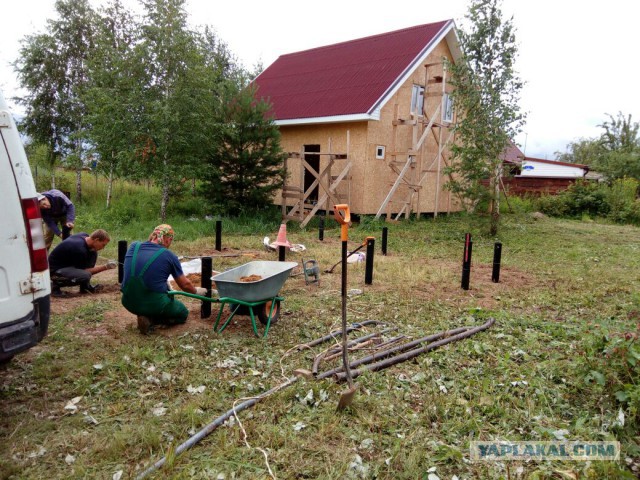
[[375, 61, 456, 220], [281, 133, 352, 227]]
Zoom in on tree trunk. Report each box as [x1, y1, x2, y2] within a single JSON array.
[[489, 162, 502, 236], [161, 182, 169, 222], [160, 154, 169, 222], [76, 167, 82, 203], [48, 145, 56, 189], [107, 160, 114, 209]]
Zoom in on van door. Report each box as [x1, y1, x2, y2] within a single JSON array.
[[0, 93, 50, 360]]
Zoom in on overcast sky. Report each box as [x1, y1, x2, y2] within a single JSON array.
[[1, 0, 638, 160]]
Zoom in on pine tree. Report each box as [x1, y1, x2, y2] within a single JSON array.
[[203, 84, 286, 215]]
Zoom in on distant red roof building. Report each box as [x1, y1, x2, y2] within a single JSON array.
[[253, 20, 453, 124], [500, 140, 525, 164]]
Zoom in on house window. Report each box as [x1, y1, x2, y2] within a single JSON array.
[[376, 145, 386, 160], [442, 93, 454, 123], [410, 85, 424, 116]]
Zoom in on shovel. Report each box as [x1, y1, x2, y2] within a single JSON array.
[[333, 204, 358, 410]]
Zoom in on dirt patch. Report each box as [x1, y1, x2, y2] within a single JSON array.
[[412, 261, 537, 310], [169, 272, 203, 291], [51, 268, 230, 338]]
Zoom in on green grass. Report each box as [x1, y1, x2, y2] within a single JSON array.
[[2, 169, 639, 479]]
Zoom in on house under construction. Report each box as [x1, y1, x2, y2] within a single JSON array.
[[253, 20, 463, 225]]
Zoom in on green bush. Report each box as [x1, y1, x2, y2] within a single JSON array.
[[563, 180, 610, 217], [534, 193, 569, 217], [533, 179, 640, 225], [606, 178, 640, 224]]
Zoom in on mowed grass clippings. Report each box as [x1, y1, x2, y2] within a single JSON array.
[[1, 213, 639, 479]]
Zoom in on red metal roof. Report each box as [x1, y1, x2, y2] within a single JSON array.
[[500, 140, 525, 164], [253, 20, 452, 122]]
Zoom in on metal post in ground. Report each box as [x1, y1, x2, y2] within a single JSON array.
[[381, 227, 388, 255], [201, 257, 212, 318], [319, 214, 325, 241], [215, 220, 222, 251], [278, 246, 286, 261], [117, 240, 127, 284], [461, 233, 472, 290], [492, 242, 502, 283], [365, 237, 375, 285]]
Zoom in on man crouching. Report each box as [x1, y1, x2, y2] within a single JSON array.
[[121, 224, 207, 334], [48, 229, 115, 296]]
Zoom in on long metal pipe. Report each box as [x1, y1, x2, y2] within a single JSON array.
[[135, 376, 300, 479], [334, 318, 495, 381]]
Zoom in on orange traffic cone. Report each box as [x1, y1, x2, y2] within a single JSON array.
[[272, 223, 292, 248]]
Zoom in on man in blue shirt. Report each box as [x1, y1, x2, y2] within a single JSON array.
[[38, 189, 76, 251], [48, 230, 115, 296], [121, 224, 207, 334]]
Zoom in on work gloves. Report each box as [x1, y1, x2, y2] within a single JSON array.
[[105, 260, 117, 269], [195, 287, 208, 296]]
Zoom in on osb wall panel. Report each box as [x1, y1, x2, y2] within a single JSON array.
[[278, 123, 368, 212], [276, 38, 462, 217], [361, 40, 460, 215]]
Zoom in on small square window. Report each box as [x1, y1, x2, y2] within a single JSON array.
[[376, 145, 386, 159]]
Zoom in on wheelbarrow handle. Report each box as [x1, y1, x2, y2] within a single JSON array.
[[168, 290, 220, 302]]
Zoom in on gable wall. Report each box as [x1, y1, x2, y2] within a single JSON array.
[[361, 39, 460, 215], [276, 38, 462, 217]]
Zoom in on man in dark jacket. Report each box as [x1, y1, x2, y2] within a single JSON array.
[[48, 230, 115, 297], [37, 189, 76, 250]]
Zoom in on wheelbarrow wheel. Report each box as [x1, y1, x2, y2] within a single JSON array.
[[255, 299, 281, 326]]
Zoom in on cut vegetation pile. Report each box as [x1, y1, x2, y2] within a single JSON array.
[[1, 212, 639, 479]]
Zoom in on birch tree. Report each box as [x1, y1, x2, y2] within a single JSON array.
[[15, 0, 96, 199], [446, 0, 525, 235]]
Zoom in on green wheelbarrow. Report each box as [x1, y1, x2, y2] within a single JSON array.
[[169, 261, 298, 338]]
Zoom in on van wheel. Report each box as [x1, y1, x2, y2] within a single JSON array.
[[256, 300, 281, 326]]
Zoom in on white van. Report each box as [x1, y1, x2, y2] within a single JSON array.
[[0, 90, 50, 362]]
